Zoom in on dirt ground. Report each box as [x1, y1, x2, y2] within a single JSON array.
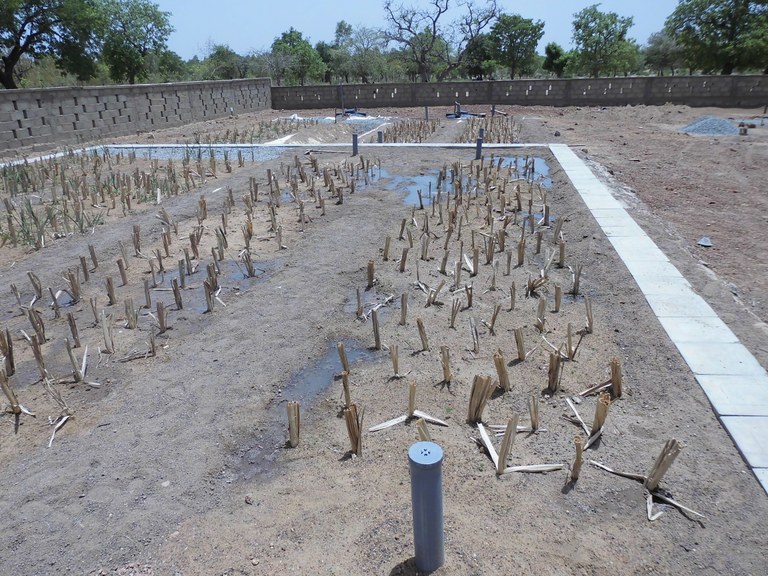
[[1, 102, 767, 576]]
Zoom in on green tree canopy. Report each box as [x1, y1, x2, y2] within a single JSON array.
[[101, 0, 173, 84], [463, 32, 496, 79], [542, 42, 571, 77], [644, 30, 684, 75], [572, 4, 634, 77], [272, 27, 326, 85], [489, 13, 544, 79], [0, 0, 104, 89], [665, 0, 768, 74]]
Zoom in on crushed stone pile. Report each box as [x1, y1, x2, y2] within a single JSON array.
[[680, 116, 739, 136]]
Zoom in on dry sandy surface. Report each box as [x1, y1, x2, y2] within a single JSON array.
[[0, 103, 767, 576]]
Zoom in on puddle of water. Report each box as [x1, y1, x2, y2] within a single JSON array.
[[233, 340, 377, 481], [379, 168, 453, 206]]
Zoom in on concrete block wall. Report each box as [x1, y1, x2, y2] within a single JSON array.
[[0, 78, 271, 154], [271, 76, 768, 110]]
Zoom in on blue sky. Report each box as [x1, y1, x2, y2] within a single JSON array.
[[154, 0, 681, 60]]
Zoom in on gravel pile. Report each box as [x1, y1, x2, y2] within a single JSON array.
[[680, 116, 739, 135]]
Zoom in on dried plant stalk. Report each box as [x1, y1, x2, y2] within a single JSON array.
[[571, 264, 582, 295], [440, 346, 452, 383], [494, 350, 510, 392], [367, 260, 375, 289], [80, 256, 90, 281], [371, 309, 381, 350], [645, 439, 683, 491], [416, 418, 431, 441], [497, 415, 519, 475], [30, 335, 46, 379], [611, 357, 622, 398], [535, 297, 546, 333], [514, 328, 526, 361], [554, 284, 562, 312], [287, 401, 300, 448], [344, 403, 364, 456], [467, 375, 495, 423], [450, 298, 460, 328], [547, 352, 562, 394], [117, 258, 128, 286], [528, 394, 539, 430], [469, 316, 479, 354], [571, 435, 584, 481], [393, 241, 409, 272], [390, 345, 401, 378], [49, 288, 61, 319], [101, 310, 114, 354], [408, 382, 417, 417], [416, 318, 429, 351], [0, 328, 15, 375], [157, 301, 168, 333], [558, 239, 566, 268], [28, 271, 43, 302], [89, 244, 99, 269], [585, 296, 593, 334], [27, 308, 46, 343], [509, 282, 516, 311], [124, 298, 138, 329], [172, 279, 183, 310], [590, 392, 611, 437], [341, 371, 352, 408], [337, 342, 351, 374], [488, 304, 501, 335], [516, 238, 525, 267], [106, 276, 116, 306], [383, 236, 391, 261], [400, 293, 408, 326]]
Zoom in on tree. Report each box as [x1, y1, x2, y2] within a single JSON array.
[[383, 0, 499, 82], [571, 4, 634, 77], [542, 42, 570, 77], [350, 26, 387, 83], [463, 32, 496, 78], [0, 0, 104, 89], [666, 0, 768, 74], [271, 28, 326, 85], [644, 30, 684, 75], [489, 13, 544, 79], [101, 0, 173, 84], [200, 44, 249, 80]]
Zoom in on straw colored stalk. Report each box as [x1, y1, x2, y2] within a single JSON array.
[[106, 276, 117, 306], [610, 356, 622, 398], [584, 392, 611, 449], [494, 350, 511, 393], [371, 310, 381, 350], [367, 260, 375, 289], [172, 279, 183, 310], [467, 375, 495, 423], [416, 318, 430, 352], [571, 264, 583, 296], [0, 328, 15, 375], [509, 282, 516, 311], [337, 342, 351, 374], [399, 247, 409, 273], [383, 236, 391, 261], [535, 297, 546, 333], [554, 284, 562, 312], [440, 346, 452, 383], [645, 439, 683, 492], [496, 415, 519, 475], [28, 308, 46, 343], [528, 394, 539, 430], [400, 293, 408, 326], [344, 403, 364, 456], [585, 296, 593, 334], [547, 352, 562, 393], [287, 401, 300, 448], [416, 418, 431, 441], [101, 310, 114, 354], [571, 435, 584, 481], [514, 328, 526, 362]]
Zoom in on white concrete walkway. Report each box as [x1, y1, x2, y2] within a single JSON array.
[[550, 143, 768, 496]]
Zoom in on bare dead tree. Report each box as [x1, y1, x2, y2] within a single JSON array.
[[384, 0, 498, 82]]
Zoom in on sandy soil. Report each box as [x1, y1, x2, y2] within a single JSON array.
[[0, 104, 767, 576]]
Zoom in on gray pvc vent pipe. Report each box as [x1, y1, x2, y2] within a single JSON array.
[[408, 441, 445, 572]]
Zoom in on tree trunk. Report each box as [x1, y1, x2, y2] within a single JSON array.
[[721, 62, 735, 75], [1, 55, 20, 89]]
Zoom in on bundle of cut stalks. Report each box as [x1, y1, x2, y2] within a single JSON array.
[[344, 403, 364, 456], [467, 375, 495, 423]]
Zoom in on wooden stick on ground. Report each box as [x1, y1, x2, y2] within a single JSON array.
[[287, 401, 300, 448]]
